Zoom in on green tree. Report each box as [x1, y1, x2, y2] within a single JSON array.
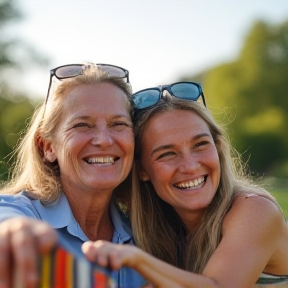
[[0, 0, 47, 183], [0, 93, 36, 181], [183, 19, 288, 177], [0, 0, 47, 73], [0, 0, 21, 68]]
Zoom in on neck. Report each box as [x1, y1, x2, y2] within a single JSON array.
[[177, 209, 205, 234], [64, 190, 114, 241]]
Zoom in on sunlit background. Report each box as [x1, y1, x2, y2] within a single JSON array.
[[4, 0, 288, 96], [1, 0, 288, 214]]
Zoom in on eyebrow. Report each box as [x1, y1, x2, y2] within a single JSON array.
[[150, 132, 211, 157], [68, 114, 131, 122]]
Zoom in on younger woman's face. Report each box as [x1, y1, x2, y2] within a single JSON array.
[[138, 109, 221, 223]]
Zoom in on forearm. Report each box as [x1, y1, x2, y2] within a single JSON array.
[[82, 241, 219, 288], [132, 249, 219, 288]]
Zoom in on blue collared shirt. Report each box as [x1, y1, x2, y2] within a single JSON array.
[[0, 191, 146, 288]]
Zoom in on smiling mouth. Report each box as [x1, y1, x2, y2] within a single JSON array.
[[85, 156, 119, 164], [174, 176, 206, 189]]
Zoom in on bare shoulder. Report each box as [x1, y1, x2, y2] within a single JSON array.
[[217, 191, 288, 276], [223, 191, 286, 233]]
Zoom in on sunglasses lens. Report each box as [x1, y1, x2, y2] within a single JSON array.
[[132, 89, 160, 109], [55, 65, 83, 79], [99, 65, 127, 78], [171, 82, 201, 100]]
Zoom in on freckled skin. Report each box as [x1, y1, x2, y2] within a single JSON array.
[[139, 109, 221, 226], [80, 110, 288, 288], [44, 83, 134, 197]]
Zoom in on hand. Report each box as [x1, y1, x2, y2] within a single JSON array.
[[0, 217, 57, 288], [82, 240, 140, 270], [82, 240, 187, 288]]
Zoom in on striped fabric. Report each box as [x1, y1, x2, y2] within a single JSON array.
[[256, 272, 288, 287], [37, 245, 116, 288]]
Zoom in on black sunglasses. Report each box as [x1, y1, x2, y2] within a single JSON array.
[[132, 81, 206, 118], [45, 63, 130, 104]]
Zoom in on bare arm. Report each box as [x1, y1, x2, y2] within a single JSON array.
[[83, 195, 288, 288], [83, 240, 218, 288], [202, 195, 288, 287]]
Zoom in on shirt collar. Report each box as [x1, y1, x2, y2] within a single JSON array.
[[109, 198, 133, 243], [32, 192, 74, 228], [32, 192, 133, 243]]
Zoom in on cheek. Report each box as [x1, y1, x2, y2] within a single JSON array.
[[116, 132, 135, 156], [146, 164, 171, 188], [65, 133, 89, 151], [57, 148, 74, 169], [209, 151, 221, 184], [126, 138, 135, 157], [54, 135, 83, 166]]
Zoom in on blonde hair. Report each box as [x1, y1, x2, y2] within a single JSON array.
[[131, 98, 278, 272], [1, 65, 132, 204]]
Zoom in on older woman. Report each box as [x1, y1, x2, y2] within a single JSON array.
[[84, 82, 288, 288], [0, 63, 146, 287]]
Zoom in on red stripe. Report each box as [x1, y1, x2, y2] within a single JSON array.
[[53, 247, 67, 288], [93, 271, 108, 288]]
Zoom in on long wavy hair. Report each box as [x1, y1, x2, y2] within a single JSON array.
[[131, 98, 278, 273], [1, 65, 133, 204]]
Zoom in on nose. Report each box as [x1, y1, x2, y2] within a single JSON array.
[[91, 126, 114, 147], [177, 152, 200, 173]]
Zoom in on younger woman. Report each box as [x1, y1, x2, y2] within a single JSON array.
[[84, 82, 288, 288]]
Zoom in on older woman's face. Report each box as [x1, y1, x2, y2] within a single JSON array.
[[44, 83, 134, 195], [138, 109, 220, 222]]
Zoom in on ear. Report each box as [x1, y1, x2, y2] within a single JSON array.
[[136, 161, 150, 181], [38, 136, 57, 163]]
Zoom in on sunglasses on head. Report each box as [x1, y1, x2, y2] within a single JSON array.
[[45, 63, 130, 104], [132, 81, 206, 117]]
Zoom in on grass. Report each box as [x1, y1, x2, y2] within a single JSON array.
[[270, 190, 288, 219]]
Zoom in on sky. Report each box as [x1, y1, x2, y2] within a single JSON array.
[[6, 0, 288, 100]]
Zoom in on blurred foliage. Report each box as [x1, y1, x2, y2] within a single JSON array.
[[0, 0, 44, 183], [0, 0, 48, 83], [0, 91, 36, 181], [183, 20, 288, 177], [0, 0, 21, 68]]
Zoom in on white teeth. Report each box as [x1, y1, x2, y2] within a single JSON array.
[[86, 156, 115, 164], [175, 177, 205, 189]]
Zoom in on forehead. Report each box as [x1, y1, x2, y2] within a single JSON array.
[[65, 82, 127, 102], [141, 109, 211, 144], [145, 109, 208, 130], [61, 83, 130, 112]]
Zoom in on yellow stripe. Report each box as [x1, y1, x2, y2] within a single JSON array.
[[40, 253, 51, 288], [66, 251, 74, 288]]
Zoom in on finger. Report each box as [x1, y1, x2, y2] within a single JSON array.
[[82, 240, 109, 262], [82, 241, 128, 270], [82, 241, 96, 262], [108, 250, 123, 270], [0, 226, 12, 288], [10, 220, 40, 287], [82, 240, 111, 266], [0, 218, 57, 288], [11, 219, 58, 287], [33, 221, 58, 254]]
